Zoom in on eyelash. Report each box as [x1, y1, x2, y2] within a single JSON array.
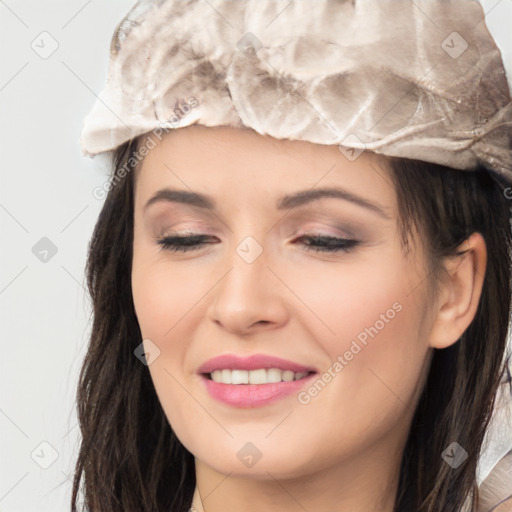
[[155, 234, 360, 254]]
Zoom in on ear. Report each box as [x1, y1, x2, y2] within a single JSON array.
[[428, 232, 487, 350]]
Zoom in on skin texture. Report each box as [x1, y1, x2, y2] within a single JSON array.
[[131, 125, 487, 512]]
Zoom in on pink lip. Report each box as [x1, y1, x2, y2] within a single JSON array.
[[197, 353, 318, 374], [200, 374, 317, 408], [197, 354, 318, 408]]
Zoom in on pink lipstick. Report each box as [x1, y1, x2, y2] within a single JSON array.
[[197, 353, 318, 408]]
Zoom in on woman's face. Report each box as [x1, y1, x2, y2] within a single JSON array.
[[131, 125, 435, 482]]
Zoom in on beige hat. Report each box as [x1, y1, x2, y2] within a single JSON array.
[[80, 0, 512, 180]]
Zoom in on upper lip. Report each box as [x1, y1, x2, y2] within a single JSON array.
[[197, 354, 318, 374]]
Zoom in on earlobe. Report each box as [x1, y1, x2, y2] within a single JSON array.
[[428, 232, 487, 350]]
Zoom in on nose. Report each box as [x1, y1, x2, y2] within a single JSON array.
[[207, 240, 289, 336]]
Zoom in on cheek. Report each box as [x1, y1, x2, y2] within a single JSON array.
[[289, 250, 431, 450], [131, 255, 207, 432], [131, 252, 204, 341]]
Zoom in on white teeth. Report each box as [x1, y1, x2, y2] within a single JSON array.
[[221, 369, 232, 384], [282, 370, 295, 382], [267, 368, 282, 383], [209, 368, 310, 384], [248, 368, 267, 384], [231, 370, 249, 384]]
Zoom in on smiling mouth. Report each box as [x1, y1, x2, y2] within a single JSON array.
[[202, 369, 317, 385]]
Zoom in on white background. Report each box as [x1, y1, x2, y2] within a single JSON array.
[[0, 1, 511, 511]]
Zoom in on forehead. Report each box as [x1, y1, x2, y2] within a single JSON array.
[[133, 125, 396, 213]]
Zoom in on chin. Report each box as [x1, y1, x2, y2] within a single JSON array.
[[190, 436, 318, 480]]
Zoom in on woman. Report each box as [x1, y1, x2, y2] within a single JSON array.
[[73, 1, 512, 511]]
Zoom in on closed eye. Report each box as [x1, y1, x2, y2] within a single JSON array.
[[155, 234, 360, 254]]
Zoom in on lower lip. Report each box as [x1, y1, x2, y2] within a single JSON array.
[[200, 373, 316, 408]]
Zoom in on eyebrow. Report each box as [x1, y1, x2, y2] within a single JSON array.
[[143, 186, 391, 219]]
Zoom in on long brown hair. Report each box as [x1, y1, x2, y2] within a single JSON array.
[[71, 139, 512, 512]]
